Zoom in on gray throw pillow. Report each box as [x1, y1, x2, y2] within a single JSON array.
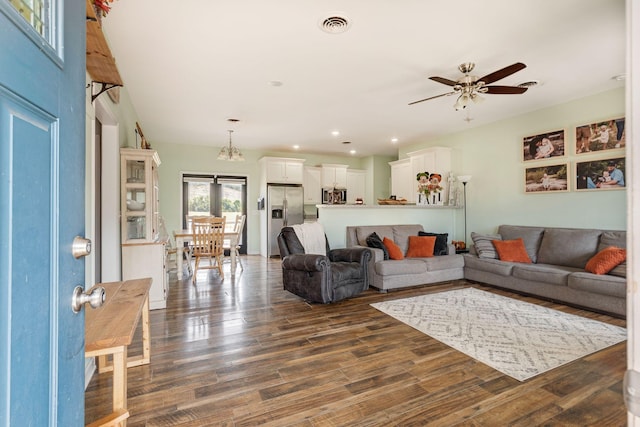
[[366, 232, 389, 260], [471, 232, 502, 259], [418, 231, 448, 255]]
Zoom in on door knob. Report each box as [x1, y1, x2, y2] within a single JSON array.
[[72, 236, 92, 258], [72, 285, 105, 313]]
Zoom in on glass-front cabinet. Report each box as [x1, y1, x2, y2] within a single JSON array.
[[120, 148, 161, 243]]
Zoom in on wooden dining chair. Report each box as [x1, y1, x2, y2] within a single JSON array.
[[223, 214, 246, 271], [191, 216, 226, 283]]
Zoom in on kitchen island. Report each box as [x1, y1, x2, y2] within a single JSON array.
[[317, 204, 462, 249]]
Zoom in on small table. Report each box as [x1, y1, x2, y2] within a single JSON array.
[[174, 229, 238, 277], [85, 278, 151, 427]]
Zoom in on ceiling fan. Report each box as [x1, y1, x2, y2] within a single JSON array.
[[409, 62, 528, 110]]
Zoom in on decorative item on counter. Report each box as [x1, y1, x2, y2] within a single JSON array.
[[452, 240, 466, 251], [377, 198, 407, 205], [447, 172, 457, 206], [355, 198, 364, 205], [416, 172, 444, 205]]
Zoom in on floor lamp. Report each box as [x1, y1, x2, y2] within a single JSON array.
[[457, 175, 472, 246]]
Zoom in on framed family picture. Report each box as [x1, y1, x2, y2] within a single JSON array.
[[575, 117, 625, 154], [575, 157, 626, 191], [525, 163, 568, 193], [523, 130, 565, 162]]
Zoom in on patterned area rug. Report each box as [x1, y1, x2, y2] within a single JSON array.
[[371, 287, 626, 381]]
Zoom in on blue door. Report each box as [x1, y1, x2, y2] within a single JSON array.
[[0, 1, 86, 425]]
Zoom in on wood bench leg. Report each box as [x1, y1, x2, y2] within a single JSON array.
[[112, 346, 127, 427]]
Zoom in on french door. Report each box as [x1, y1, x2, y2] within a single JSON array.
[[182, 174, 247, 254]]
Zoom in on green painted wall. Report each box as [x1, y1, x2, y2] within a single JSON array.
[[399, 87, 626, 240]]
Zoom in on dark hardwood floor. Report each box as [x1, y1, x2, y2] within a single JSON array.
[[85, 256, 627, 426]]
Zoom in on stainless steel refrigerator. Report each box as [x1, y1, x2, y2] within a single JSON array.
[[267, 184, 304, 257]]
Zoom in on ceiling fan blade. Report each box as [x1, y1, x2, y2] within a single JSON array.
[[429, 76, 458, 86], [478, 62, 526, 85], [484, 85, 528, 94], [409, 91, 456, 105]]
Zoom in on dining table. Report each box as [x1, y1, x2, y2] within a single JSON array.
[[173, 229, 238, 277]]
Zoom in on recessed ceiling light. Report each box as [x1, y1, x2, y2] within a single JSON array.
[[293, 145, 300, 149], [391, 137, 399, 143], [268, 80, 283, 87], [331, 130, 340, 136], [349, 150, 356, 155]]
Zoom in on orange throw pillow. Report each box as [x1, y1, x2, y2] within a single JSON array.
[[383, 237, 404, 260], [406, 235, 437, 258], [492, 238, 532, 263], [585, 246, 627, 275]]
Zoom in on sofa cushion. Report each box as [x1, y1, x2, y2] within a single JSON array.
[[585, 246, 627, 275], [493, 238, 532, 263], [471, 232, 502, 259], [463, 254, 514, 276], [536, 228, 602, 268], [422, 254, 465, 271], [418, 231, 448, 255], [355, 226, 395, 247], [498, 225, 545, 263], [374, 259, 427, 276], [366, 232, 389, 260], [392, 225, 425, 254], [598, 231, 627, 278], [383, 237, 404, 260], [511, 263, 575, 286], [568, 272, 627, 298], [406, 235, 436, 258]]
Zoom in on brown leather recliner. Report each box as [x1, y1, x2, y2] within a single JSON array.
[[277, 226, 372, 303]]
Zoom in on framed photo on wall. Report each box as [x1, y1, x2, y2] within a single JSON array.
[[575, 117, 625, 154], [575, 157, 626, 191], [523, 130, 565, 162], [525, 163, 568, 193]]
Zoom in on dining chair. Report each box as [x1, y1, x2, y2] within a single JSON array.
[[223, 214, 246, 271], [191, 216, 226, 283], [184, 215, 212, 275]]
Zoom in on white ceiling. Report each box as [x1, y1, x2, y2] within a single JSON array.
[[101, 0, 626, 158]]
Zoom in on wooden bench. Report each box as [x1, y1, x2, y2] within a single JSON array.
[[85, 278, 151, 427]]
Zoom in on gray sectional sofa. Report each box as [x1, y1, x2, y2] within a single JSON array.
[[346, 224, 465, 292], [345, 223, 626, 317], [464, 225, 626, 317]]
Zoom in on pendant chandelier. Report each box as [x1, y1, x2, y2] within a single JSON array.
[[217, 129, 244, 161]]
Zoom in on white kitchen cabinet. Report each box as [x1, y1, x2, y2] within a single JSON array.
[[389, 158, 413, 201], [303, 166, 322, 204], [346, 170, 366, 204], [122, 242, 167, 310], [321, 164, 348, 188], [262, 157, 305, 184]]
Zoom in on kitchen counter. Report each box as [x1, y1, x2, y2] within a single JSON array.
[[317, 204, 462, 249]]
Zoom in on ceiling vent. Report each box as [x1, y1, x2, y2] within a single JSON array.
[[517, 80, 539, 88], [319, 14, 351, 34]]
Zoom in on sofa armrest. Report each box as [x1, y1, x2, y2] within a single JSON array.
[[282, 254, 329, 272], [329, 247, 372, 264]]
